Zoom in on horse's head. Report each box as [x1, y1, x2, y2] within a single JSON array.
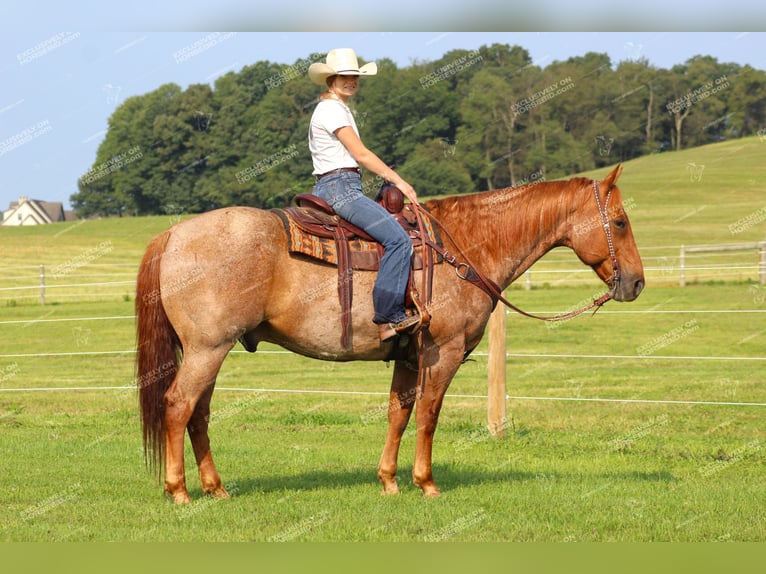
[[567, 164, 645, 302]]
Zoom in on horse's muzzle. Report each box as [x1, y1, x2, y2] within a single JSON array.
[[612, 274, 645, 302]]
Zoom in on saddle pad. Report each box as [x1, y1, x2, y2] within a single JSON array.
[[273, 209, 382, 270]]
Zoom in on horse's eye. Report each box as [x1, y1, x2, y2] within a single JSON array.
[[614, 219, 627, 230]]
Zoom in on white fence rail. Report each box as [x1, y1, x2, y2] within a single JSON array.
[[0, 263, 137, 305], [679, 242, 766, 287], [1, 242, 764, 305], [522, 241, 766, 290]]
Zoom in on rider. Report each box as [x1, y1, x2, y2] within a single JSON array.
[[307, 48, 420, 342]]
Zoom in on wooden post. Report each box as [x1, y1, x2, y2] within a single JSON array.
[[759, 242, 766, 286], [679, 245, 686, 287], [487, 302, 507, 436]]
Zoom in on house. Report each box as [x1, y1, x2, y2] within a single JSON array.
[[1, 196, 77, 226]]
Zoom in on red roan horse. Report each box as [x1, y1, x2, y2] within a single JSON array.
[[136, 164, 644, 503]]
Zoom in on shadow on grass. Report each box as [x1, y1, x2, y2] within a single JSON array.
[[223, 464, 677, 498]]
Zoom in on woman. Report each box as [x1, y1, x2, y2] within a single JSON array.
[[307, 48, 420, 342]]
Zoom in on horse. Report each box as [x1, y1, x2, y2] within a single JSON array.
[[135, 163, 644, 504]]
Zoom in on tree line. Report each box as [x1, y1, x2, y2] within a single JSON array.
[[72, 43, 766, 217]]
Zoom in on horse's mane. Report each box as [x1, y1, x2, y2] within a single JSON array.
[[425, 177, 591, 265]]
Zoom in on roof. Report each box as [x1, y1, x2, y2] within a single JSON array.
[[2, 197, 75, 225]]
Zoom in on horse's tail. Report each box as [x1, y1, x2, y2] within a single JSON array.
[[135, 230, 179, 478]]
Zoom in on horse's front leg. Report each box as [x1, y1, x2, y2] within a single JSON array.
[[412, 344, 462, 497], [377, 360, 418, 495]]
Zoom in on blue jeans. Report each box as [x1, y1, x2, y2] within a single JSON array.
[[312, 170, 412, 324]]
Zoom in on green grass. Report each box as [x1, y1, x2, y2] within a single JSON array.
[[0, 137, 764, 541], [0, 282, 763, 541]]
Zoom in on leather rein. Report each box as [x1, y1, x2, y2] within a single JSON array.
[[411, 179, 621, 323]]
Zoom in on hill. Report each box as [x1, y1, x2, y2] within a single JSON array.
[[1, 136, 764, 304], [583, 135, 766, 249]]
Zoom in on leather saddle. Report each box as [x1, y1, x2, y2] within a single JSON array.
[[293, 193, 371, 238], [273, 184, 441, 350]]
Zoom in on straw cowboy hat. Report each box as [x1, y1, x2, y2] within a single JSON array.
[[308, 48, 377, 85]]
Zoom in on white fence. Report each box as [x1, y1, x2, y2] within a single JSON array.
[[1, 242, 765, 306], [679, 242, 766, 287], [0, 263, 136, 305], [521, 242, 766, 290], [1, 312, 764, 410]]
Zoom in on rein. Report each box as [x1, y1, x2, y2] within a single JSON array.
[[411, 179, 620, 323]]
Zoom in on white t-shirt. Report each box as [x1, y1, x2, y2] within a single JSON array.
[[308, 99, 360, 175]]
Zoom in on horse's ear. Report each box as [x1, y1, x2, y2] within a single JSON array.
[[602, 163, 623, 189]]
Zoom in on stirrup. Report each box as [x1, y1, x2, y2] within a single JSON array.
[[379, 314, 422, 342], [409, 289, 431, 329]]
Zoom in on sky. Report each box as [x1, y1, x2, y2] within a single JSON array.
[[2, 5, 766, 213]]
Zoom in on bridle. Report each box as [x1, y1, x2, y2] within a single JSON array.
[[412, 178, 621, 323], [592, 179, 621, 297]]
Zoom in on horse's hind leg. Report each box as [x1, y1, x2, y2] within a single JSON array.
[[377, 360, 418, 495], [164, 348, 229, 504], [187, 385, 229, 499]]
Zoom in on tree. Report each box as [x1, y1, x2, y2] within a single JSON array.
[[72, 46, 766, 217], [72, 83, 183, 216], [399, 138, 473, 197], [612, 58, 660, 159], [457, 45, 535, 190], [459, 69, 518, 189], [662, 56, 733, 150], [725, 64, 766, 138], [358, 57, 458, 178]]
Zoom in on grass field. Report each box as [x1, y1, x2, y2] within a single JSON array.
[[2, 283, 764, 542], [1, 137, 764, 542]]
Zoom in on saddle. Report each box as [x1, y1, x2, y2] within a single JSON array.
[[272, 184, 442, 350]]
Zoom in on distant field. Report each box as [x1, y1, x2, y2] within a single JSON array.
[[1, 136, 764, 306], [0, 138, 764, 542], [0, 215, 172, 305], [578, 136, 766, 288]]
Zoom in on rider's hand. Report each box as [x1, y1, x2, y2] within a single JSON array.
[[397, 181, 419, 205]]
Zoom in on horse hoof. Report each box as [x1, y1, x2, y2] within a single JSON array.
[[381, 484, 400, 496], [166, 490, 192, 505], [207, 486, 230, 499], [416, 481, 441, 498]]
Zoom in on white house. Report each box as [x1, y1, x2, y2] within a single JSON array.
[[1, 196, 76, 226]]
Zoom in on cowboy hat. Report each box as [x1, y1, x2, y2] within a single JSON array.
[[308, 48, 377, 85]]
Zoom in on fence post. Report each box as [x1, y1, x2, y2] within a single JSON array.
[[679, 245, 686, 287], [759, 242, 766, 285], [487, 302, 507, 436], [39, 265, 45, 305], [525, 269, 531, 291]]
